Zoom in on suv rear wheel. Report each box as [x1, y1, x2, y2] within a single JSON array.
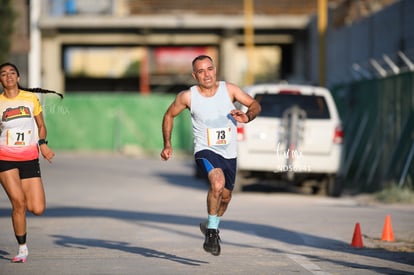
[[234, 171, 249, 193], [324, 175, 342, 197]]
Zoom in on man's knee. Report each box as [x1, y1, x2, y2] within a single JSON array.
[[209, 169, 225, 189], [221, 192, 232, 204]]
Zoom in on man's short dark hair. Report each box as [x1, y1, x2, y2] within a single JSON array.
[[192, 55, 213, 71]]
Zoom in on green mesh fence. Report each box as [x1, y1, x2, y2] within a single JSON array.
[[331, 71, 414, 192], [43, 93, 193, 154]]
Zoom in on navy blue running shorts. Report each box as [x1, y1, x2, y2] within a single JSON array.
[[195, 149, 236, 191], [0, 159, 41, 179]]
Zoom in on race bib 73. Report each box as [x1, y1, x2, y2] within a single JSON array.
[[207, 127, 231, 146]]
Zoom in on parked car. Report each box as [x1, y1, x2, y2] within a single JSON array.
[[235, 84, 344, 196]]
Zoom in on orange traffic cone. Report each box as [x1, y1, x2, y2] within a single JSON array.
[[381, 214, 395, 242], [351, 222, 364, 248]]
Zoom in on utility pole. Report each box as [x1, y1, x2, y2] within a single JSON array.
[[140, 48, 150, 94], [29, 0, 41, 87], [244, 0, 255, 86], [318, 0, 327, 87]]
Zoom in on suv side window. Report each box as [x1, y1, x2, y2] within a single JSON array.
[[254, 94, 331, 119]]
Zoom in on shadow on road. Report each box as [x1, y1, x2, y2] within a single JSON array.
[[1, 206, 412, 272], [51, 234, 207, 266], [157, 172, 208, 191]]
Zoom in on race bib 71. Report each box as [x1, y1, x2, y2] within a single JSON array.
[[7, 129, 32, 146]]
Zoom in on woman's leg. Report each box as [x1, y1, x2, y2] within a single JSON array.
[[0, 171, 45, 263], [0, 169, 27, 236], [21, 177, 45, 216], [0, 169, 31, 262]]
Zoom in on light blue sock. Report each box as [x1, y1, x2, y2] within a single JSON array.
[[207, 214, 220, 229]]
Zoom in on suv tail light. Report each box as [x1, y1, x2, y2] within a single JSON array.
[[333, 125, 344, 144], [278, 90, 301, 95], [237, 124, 245, 141]]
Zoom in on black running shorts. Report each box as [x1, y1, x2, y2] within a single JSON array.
[[195, 149, 236, 191], [0, 159, 41, 179]]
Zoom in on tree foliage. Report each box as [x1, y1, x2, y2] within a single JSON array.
[[0, 0, 16, 63]]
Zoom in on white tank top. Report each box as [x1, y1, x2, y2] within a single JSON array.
[[190, 81, 237, 159]]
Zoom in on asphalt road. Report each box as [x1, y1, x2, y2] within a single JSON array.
[[0, 152, 413, 275]]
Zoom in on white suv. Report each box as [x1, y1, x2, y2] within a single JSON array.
[[236, 84, 344, 196]]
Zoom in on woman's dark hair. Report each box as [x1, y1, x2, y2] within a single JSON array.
[[0, 62, 64, 99], [0, 62, 20, 76], [18, 86, 64, 99]]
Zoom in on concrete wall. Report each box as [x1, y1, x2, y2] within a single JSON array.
[[309, 0, 414, 87]]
